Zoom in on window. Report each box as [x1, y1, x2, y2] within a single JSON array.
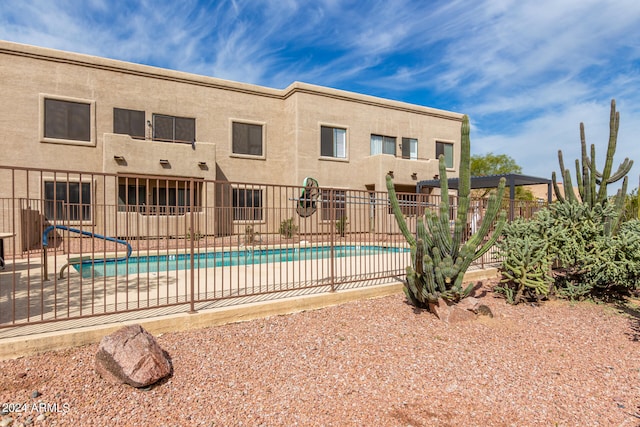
[[321, 189, 346, 221], [321, 126, 346, 158], [117, 177, 202, 215], [43, 98, 91, 142], [370, 134, 396, 156], [44, 181, 91, 221], [114, 108, 145, 139], [153, 114, 195, 143], [436, 141, 454, 168], [402, 137, 418, 160], [233, 188, 263, 221], [232, 122, 263, 156]]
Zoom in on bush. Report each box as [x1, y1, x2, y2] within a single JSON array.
[[279, 218, 298, 239], [335, 216, 348, 237], [496, 201, 640, 303]]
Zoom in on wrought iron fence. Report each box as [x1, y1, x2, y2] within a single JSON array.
[[0, 166, 545, 332]]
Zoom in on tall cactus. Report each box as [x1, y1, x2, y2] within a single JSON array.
[[387, 115, 507, 309], [552, 99, 632, 218]]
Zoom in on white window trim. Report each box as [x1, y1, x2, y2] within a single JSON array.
[[39, 94, 96, 147], [319, 123, 349, 162], [435, 139, 456, 171], [229, 119, 267, 160]]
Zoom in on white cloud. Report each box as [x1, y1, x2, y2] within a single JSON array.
[[1, 0, 639, 192]]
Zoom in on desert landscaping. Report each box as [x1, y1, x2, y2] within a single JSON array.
[[1, 279, 638, 426]]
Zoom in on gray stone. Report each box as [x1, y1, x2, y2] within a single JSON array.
[[95, 325, 171, 388], [477, 304, 494, 317]]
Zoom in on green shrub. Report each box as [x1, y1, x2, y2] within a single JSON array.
[[335, 216, 348, 237], [279, 217, 298, 239], [496, 201, 640, 303]]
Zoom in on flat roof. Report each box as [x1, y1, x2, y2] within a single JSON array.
[[417, 173, 553, 208], [417, 173, 551, 191]]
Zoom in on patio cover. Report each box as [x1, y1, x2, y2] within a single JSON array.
[[416, 173, 553, 204]]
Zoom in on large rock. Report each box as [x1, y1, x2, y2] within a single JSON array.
[[428, 298, 452, 322], [95, 325, 171, 388], [428, 297, 478, 323]]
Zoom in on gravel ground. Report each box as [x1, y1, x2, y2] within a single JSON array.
[[1, 285, 639, 426]]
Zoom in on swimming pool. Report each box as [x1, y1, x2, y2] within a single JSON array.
[[72, 245, 410, 278]]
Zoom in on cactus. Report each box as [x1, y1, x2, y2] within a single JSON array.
[[552, 99, 632, 229], [387, 115, 507, 309], [495, 218, 554, 304]]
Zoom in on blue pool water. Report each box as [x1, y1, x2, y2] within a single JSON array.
[[72, 245, 409, 278]]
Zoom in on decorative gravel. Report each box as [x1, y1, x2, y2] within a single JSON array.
[[1, 285, 639, 426]]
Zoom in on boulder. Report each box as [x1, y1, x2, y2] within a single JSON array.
[[428, 298, 452, 322], [456, 296, 480, 313], [95, 325, 171, 388], [447, 305, 478, 323], [428, 297, 479, 323], [477, 304, 494, 318]]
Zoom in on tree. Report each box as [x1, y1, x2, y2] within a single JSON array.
[[470, 152, 534, 200], [470, 152, 522, 176]]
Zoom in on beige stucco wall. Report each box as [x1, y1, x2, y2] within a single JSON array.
[[0, 40, 464, 250], [0, 40, 462, 193]]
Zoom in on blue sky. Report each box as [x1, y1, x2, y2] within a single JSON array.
[[2, 0, 640, 192]]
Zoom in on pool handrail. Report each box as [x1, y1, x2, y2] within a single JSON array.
[[42, 225, 133, 263]]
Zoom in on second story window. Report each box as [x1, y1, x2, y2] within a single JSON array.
[[320, 126, 346, 159], [113, 108, 145, 139], [402, 138, 418, 160], [43, 98, 91, 142], [370, 134, 396, 156], [232, 122, 264, 156], [153, 114, 195, 143], [436, 141, 454, 169]]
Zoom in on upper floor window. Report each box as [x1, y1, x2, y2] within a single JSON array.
[[402, 137, 418, 160], [153, 114, 195, 143], [44, 180, 92, 221], [42, 96, 95, 145], [232, 122, 264, 156], [436, 141, 454, 169], [114, 108, 145, 139], [370, 134, 396, 156], [320, 126, 346, 159]]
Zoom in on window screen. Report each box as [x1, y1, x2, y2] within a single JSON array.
[[114, 108, 145, 139], [153, 114, 195, 143], [232, 122, 263, 156], [44, 99, 91, 141]]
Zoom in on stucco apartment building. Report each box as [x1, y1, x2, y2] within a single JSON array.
[[0, 40, 463, 252]]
